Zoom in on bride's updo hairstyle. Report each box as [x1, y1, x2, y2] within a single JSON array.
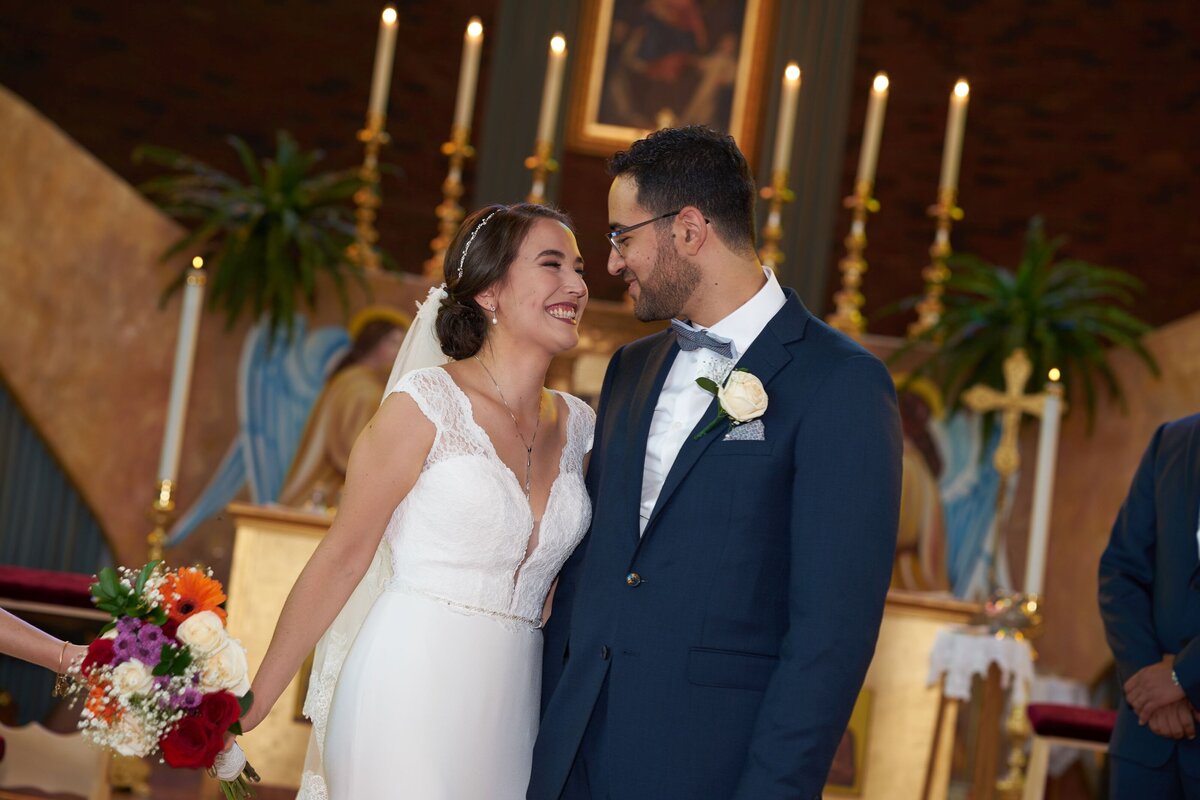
[[437, 202, 573, 360]]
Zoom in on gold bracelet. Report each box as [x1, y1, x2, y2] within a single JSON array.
[[51, 640, 71, 698]]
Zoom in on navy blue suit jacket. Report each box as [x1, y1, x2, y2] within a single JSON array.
[[1099, 413, 1200, 775], [529, 293, 902, 799]]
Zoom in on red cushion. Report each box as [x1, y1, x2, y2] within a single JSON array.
[[0, 565, 95, 609], [1027, 703, 1116, 743]]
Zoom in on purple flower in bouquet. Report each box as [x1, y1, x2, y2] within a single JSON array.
[[134, 624, 166, 666]]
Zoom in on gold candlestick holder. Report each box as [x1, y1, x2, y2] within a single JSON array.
[[908, 187, 963, 339], [146, 478, 176, 563], [424, 124, 475, 281], [757, 169, 794, 272], [985, 591, 1044, 799], [524, 140, 559, 206], [827, 180, 879, 337], [348, 111, 390, 273]]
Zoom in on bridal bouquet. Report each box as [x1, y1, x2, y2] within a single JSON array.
[[68, 561, 260, 799]]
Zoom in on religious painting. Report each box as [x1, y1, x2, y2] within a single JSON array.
[[890, 374, 1007, 600], [568, 0, 776, 163]]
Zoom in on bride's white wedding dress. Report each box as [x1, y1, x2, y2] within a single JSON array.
[[302, 366, 594, 799]]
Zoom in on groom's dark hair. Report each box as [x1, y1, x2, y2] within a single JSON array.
[[607, 125, 757, 255]]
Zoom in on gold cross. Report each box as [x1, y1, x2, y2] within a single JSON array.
[[960, 349, 1049, 478]]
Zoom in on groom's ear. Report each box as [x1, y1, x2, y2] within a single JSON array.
[[676, 207, 707, 256]]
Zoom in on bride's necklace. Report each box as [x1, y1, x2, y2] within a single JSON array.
[[474, 355, 542, 497]]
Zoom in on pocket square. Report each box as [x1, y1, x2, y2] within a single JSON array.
[[723, 418, 765, 441]]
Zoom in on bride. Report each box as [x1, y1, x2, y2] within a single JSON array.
[[239, 203, 593, 799]]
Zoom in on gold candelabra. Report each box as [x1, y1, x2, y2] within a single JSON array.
[[524, 140, 559, 206], [348, 111, 389, 272], [757, 169, 794, 272], [424, 124, 475, 281], [146, 479, 176, 563], [827, 180, 879, 337], [908, 187, 964, 338]]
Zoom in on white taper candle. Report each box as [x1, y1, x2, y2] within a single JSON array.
[[771, 63, 802, 176], [367, 7, 399, 118], [855, 72, 890, 188], [1024, 371, 1063, 597], [938, 78, 970, 193], [535, 34, 567, 145], [452, 18, 484, 132], [157, 258, 206, 484]]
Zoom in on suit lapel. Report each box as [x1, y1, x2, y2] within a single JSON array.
[[623, 333, 678, 543], [642, 292, 810, 540]]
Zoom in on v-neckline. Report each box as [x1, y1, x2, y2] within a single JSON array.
[[436, 367, 573, 528]]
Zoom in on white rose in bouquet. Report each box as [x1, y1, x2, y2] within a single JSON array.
[[176, 610, 229, 656], [717, 371, 768, 422], [110, 659, 155, 697], [198, 639, 251, 696], [110, 713, 155, 758]]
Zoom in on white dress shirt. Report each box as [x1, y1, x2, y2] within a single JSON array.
[[639, 268, 787, 534]]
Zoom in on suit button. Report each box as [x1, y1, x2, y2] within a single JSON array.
[[626, 572, 643, 587], [601, 645, 611, 660]]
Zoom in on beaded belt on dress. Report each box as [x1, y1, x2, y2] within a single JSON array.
[[384, 579, 543, 629]]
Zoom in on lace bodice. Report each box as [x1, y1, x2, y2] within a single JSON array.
[[382, 367, 594, 624]]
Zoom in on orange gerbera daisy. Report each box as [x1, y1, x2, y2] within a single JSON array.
[[161, 567, 227, 625]]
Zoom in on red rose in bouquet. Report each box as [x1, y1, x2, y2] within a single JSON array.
[[161, 716, 225, 769], [80, 638, 115, 675], [198, 691, 242, 732]]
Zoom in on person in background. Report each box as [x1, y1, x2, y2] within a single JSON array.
[[1099, 412, 1200, 799]]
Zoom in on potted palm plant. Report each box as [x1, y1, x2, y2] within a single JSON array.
[[135, 131, 377, 341], [893, 217, 1158, 426]]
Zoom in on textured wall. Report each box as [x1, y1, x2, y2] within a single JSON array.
[[0, 87, 428, 567]]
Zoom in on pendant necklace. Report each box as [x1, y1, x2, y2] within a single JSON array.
[[475, 356, 542, 496]]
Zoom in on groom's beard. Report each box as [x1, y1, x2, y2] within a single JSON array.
[[631, 236, 701, 322]]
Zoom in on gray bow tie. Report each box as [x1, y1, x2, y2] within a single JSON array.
[[670, 319, 734, 359]]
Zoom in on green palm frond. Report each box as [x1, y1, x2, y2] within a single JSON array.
[[137, 131, 380, 342], [891, 216, 1158, 429]]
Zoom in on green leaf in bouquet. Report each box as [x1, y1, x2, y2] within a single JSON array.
[[99, 621, 116, 635], [97, 567, 120, 600], [148, 607, 169, 626], [695, 377, 720, 395], [135, 561, 160, 596], [228, 721, 243, 736], [237, 690, 255, 717], [153, 644, 193, 677]]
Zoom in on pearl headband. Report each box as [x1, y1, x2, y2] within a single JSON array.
[[457, 210, 500, 282]]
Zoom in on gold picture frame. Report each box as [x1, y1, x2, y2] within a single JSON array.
[[568, 0, 776, 166]]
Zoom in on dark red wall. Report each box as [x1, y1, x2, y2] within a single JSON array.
[[837, 0, 1200, 335]]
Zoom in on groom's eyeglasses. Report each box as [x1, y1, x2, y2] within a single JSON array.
[[606, 211, 680, 258]]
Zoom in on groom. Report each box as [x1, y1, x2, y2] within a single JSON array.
[[529, 126, 902, 800]]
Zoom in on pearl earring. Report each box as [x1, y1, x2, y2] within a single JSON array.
[[490, 305, 498, 325]]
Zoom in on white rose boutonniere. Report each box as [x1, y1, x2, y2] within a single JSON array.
[[695, 368, 768, 439]]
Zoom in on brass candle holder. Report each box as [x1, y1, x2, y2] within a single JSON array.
[[827, 180, 879, 337], [424, 124, 475, 281], [524, 140, 559, 206], [757, 169, 794, 272], [348, 111, 390, 272], [908, 187, 964, 339], [146, 478, 176, 563], [985, 591, 1044, 799]]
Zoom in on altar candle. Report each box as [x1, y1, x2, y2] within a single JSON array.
[[452, 18, 484, 133], [855, 72, 890, 188], [535, 34, 567, 145], [938, 78, 970, 193], [1024, 369, 1063, 597], [771, 63, 802, 176], [367, 7, 399, 118], [157, 258, 206, 484]]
